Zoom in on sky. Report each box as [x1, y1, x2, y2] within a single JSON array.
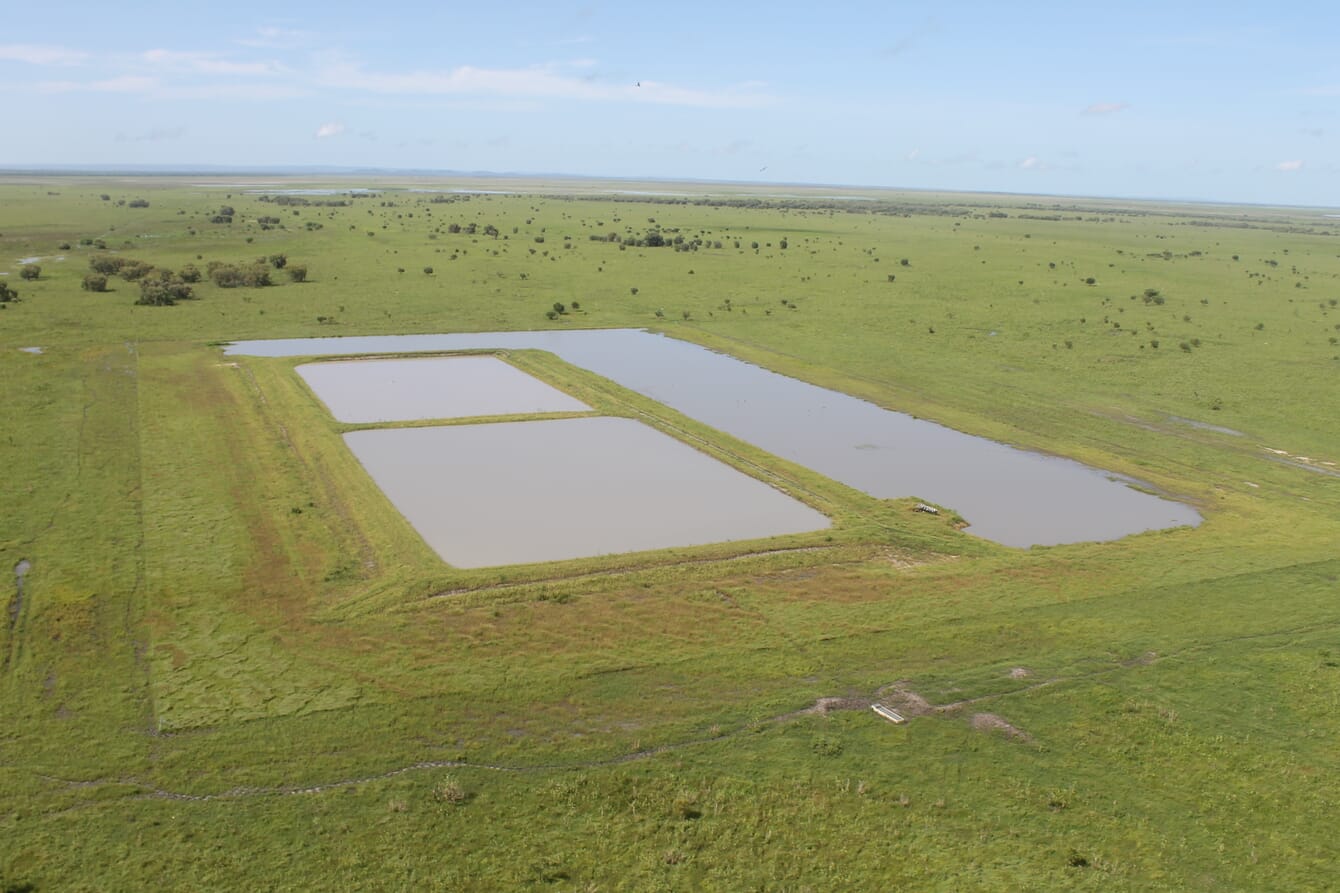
[[1, 0, 1337, 206]]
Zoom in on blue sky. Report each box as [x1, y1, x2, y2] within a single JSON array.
[[2, 1, 1336, 205]]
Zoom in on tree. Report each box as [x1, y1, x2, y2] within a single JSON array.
[[136, 277, 193, 306], [89, 256, 128, 275], [19, 264, 40, 280], [119, 261, 155, 282]]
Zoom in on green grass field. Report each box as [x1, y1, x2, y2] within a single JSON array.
[[2, 175, 1338, 890]]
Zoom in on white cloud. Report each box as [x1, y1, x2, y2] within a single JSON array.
[[1019, 155, 1043, 170], [0, 44, 88, 66], [238, 27, 312, 49], [38, 75, 158, 94], [35, 75, 304, 101], [115, 126, 187, 142], [1275, 159, 1304, 172], [142, 49, 284, 77], [1082, 101, 1130, 116], [315, 61, 773, 108], [315, 122, 346, 139]]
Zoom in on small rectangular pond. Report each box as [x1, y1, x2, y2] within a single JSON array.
[[298, 355, 590, 423], [344, 417, 831, 568]]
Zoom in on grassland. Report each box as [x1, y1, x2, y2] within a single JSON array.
[[1, 175, 1338, 891]]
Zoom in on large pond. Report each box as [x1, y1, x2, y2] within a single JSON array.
[[298, 356, 590, 423], [228, 329, 1202, 547], [345, 417, 830, 567]]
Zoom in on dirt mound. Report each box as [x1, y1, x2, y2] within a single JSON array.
[[804, 696, 870, 715], [970, 712, 1032, 742], [875, 683, 935, 717]]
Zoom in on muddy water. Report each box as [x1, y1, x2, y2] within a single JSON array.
[[228, 330, 1202, 547], [298, 356, 590, 423], [344, 417, 830, 567]]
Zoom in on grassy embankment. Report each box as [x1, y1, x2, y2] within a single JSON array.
[[1, 177, 1338, 890]]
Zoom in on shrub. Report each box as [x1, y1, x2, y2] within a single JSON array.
[[81, 274, 108, 292], [287, 265, 308, 283], [209, 262, 272, 288], [433, 776, 467, 803], [136, 277, 193, 306], [0, 282, 17, 303], [19, 264, 40, 281], [89, 256, 129, 275], [119, 261, 155, 282]]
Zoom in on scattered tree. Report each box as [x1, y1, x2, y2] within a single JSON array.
[[136, 277, 193, 306], [119, 261, 156, 282], [89, 255, 128, 275]]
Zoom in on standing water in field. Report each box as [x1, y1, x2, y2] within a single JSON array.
[[227, 329, 1202, 547]]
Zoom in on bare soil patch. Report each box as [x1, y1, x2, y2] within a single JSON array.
[[970, 712, 1033, 742]]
